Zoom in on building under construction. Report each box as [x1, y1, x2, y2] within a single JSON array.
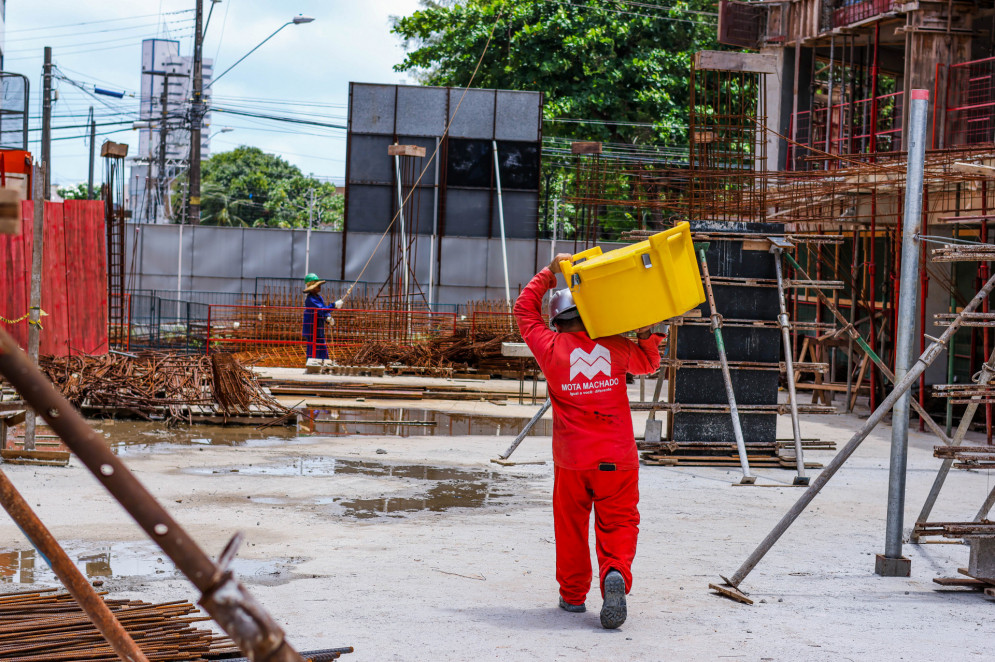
[[558, 0, 995, 446]]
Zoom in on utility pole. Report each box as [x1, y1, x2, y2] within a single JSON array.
[[188, 0, 205, 224], [87, 106, 95, 199], [41, 47, 53, 199], [158, 74, 170, 222], [24, 162, 46, 451]]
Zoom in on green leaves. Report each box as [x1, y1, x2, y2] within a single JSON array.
[[184, 146, 343, 230], [392, 0, 719, 146]]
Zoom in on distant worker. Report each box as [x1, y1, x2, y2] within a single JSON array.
[[302, 273, 344, 360], [513, 253, 663, 630]]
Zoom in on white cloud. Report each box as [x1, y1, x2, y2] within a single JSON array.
[[6, 0, 423, 187]]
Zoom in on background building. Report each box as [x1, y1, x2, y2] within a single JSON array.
[[129, 38, 213, 223]]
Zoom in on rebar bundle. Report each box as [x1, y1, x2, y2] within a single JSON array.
[[0, 589, 239, 661], [2, 352, 288, 425]]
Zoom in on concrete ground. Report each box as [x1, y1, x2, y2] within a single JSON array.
[[1, 375, 994, 661]]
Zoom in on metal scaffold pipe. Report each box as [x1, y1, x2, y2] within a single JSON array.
[[878, 88, 929, 576], [716, 266, 995, 598]]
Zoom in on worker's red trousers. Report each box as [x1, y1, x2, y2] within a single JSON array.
[[553, 466, 639, 605]]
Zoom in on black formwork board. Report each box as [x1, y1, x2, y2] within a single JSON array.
[[672, 220, 784, 445], [674, 368, 778, 406], [676, 326, 780, 362], [672, 414, 777, 445]]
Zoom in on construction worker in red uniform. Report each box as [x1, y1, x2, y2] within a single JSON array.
[[514, 253, 664, 629]]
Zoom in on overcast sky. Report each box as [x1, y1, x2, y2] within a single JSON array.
[[6, 0, 424, 189]]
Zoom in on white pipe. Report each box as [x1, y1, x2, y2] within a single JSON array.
[[305, 187, 313, 275], [176, 223, 183, 318], [394, 153, 409, 306], [492, 140, 511, 309], [550, 198, 559, 261], [429, 137, 439, 308]]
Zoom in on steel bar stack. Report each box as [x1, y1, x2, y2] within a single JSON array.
[[0, 352, 290, 426], [0, 589, 240, 661]]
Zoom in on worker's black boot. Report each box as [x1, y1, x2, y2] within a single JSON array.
[[558, 596, 586, 613], [600, 570, 627, 629]]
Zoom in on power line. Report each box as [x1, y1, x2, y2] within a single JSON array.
[[209, 107, 347, 131], [547, 0, 717, 26], [4, 9, 193, 34], [5, 18, 194, 43], [5, 29, 195, 56], [612, 0, 718, 18]]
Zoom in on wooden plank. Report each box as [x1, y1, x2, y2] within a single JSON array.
[[933, 577, 988, 588], [1, 449, 71, 463], [741, 239, 771, 252], [693, 50, 778, 74], [570, 141, 602, 154], [387, 144, 426, 157], [952, 162, 995, 177], [501, 343, 534, 358], [709, 583, 753, 605]]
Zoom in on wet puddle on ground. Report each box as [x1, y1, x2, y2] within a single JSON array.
[[187, 459, 519, 519], [299, 407, 551, 438], [0, 541, 291, 585], [86, 407, 550, 449], [89, 420, 297, 450]]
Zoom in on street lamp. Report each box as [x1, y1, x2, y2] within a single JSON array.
[[209, 126, 234, 140], [208, 16, 316, 87]]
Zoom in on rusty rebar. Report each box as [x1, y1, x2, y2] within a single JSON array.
[[0, 325, 307, 662], [0, 470, 151, 662]]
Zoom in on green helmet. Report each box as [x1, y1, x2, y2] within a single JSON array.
[[304, 273, 322, 284]]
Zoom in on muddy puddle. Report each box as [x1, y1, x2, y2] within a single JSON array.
[[81, 406, 550, 450], [0, 541, 291, 585], [299, 407, 552, 438], [88, 420, 297, 450], [187, 458, 519, 519]]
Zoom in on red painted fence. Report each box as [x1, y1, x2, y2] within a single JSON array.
[[0, 200, 108, 356]]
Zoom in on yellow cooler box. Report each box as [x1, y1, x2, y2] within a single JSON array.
[[559, 222, 705, 339]]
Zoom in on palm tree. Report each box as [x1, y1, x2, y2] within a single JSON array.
[[201, 182, 248, 226]]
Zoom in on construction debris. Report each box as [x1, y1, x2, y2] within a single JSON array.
[[2, 352, 291, 426]]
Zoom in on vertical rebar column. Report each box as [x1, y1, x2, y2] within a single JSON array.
[[877, 89, 928, 577]]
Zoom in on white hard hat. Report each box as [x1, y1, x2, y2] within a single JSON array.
[[549, 289, 580, 326]]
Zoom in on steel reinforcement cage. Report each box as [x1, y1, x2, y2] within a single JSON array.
[[206, 305, 460, 361]]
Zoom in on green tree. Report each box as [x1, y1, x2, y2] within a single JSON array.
[[179, 146, 343, 229], [56, 182, 92, 200], [393, 1, 720, 240], [392, 0, 719, 146], [264, 175, 344, 230], [200, 182, 248, 226]]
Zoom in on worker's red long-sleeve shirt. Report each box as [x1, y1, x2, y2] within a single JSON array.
[[514, 268, 664, 470]]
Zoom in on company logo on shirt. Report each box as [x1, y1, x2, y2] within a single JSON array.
[[569, 344, 612, 381]]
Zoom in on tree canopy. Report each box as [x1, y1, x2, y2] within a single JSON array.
[[56, 182, 93, 200], [191, 146, 343, 229], [392, 0, 719, 147]]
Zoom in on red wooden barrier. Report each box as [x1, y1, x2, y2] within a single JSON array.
[[0, 200, 107, 356]]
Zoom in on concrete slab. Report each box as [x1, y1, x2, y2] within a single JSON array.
[[0, 403, 992, 659]]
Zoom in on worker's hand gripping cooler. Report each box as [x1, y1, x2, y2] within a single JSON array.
[[557, 221, 706, 339]]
